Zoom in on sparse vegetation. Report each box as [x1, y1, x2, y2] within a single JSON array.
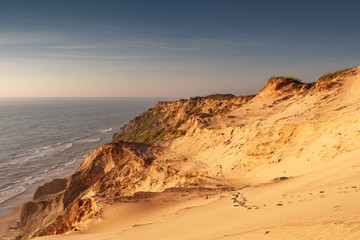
[[175, 120, 185, 129], [318, 67, 354, 82], [113, 111, 165, 142], [136, 128, 167, 142], [204, 94, 236, 100], [266, 76, 309, 92], [113, 93, 254, 143], [314, 67, 355, 91], [268, 76, 303, 84]]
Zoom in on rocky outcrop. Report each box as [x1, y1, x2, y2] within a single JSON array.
[[17, 142, 214, 239], [33, 179, 68, 201], [17, 143, 161, 238]]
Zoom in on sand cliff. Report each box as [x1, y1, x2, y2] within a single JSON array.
[[9, 66, 360, 239]]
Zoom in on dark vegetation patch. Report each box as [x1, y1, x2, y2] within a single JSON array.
[[268, 76, 303, 85]]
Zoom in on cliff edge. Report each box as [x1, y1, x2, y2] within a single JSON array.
[[15, 65, 360, 239]]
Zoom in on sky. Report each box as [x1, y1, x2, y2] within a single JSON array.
[[1, 0, 360, 97]]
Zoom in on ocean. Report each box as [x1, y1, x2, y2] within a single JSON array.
[[0, 97, 170, 216]]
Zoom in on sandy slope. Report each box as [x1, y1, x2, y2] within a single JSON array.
[[32, 68, 360, 240], [34, 147, 360, 240]]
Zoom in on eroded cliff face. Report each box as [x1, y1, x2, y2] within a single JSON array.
[[112, 67, 357, 144], [112, 94, 254, 143], [17, 143, 152, 238], [17, 66, 360, 239], [17, 142, 223, 239]]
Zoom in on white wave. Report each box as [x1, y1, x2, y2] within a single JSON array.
[[0, 186, 26, 204], [0, 186, 11, 193], [41, 165, 67, 177], [37, 143, 72, 156], [75, 137, 100, 143], [98, 127, 112, 133], [8, 154, 34, 165], [23, 176, 44, 185], [63, 152, 92, 168], [9, 142, 73, 165], [43, 166, 57, 173], [64, 159, 77, 167]]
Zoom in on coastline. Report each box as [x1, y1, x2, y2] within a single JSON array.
[[0, 206, 21, 239], [0, 183, 40, 218], [0, 97, 159, 215], [0, 181, 54, 239], [0, 174, 71, 239]]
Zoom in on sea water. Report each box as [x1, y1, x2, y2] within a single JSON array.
[[0, 97, 170, 216]]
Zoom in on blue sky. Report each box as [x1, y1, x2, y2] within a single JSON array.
[[1, 0, 359, 97]]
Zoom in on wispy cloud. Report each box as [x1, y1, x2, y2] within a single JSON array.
[[160, 46, 207, 51], [0, 31, 67, 45], [36, 53, 152, 61], [44, 45, 106, 49], [119, 37, 265, 53]]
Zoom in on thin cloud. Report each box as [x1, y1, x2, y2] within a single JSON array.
[[160, 46, 207, 51], [44, 45, 105, 49], [0, 31, 66, 45], [119, 37, 266, 53], [36, 53, 152, 61]]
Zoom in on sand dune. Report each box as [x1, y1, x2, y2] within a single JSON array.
[[34, 148, 360, 240], [3, 66, 360, 239]]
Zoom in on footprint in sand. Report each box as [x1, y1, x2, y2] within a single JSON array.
[[231, 192, 259, 210], [298, 185, 358, 204], [333, 205, 341, 211]]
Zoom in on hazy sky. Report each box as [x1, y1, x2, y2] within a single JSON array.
[[1, 0, 360, 97]]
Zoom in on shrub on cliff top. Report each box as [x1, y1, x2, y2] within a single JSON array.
[[205, 94, 236, 100], [189, 94, 236, 101], [318, 67, 354, 82], [268, 76, 303, 84]]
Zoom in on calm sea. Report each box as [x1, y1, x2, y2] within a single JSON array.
[[0, 97, 171, 216]]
